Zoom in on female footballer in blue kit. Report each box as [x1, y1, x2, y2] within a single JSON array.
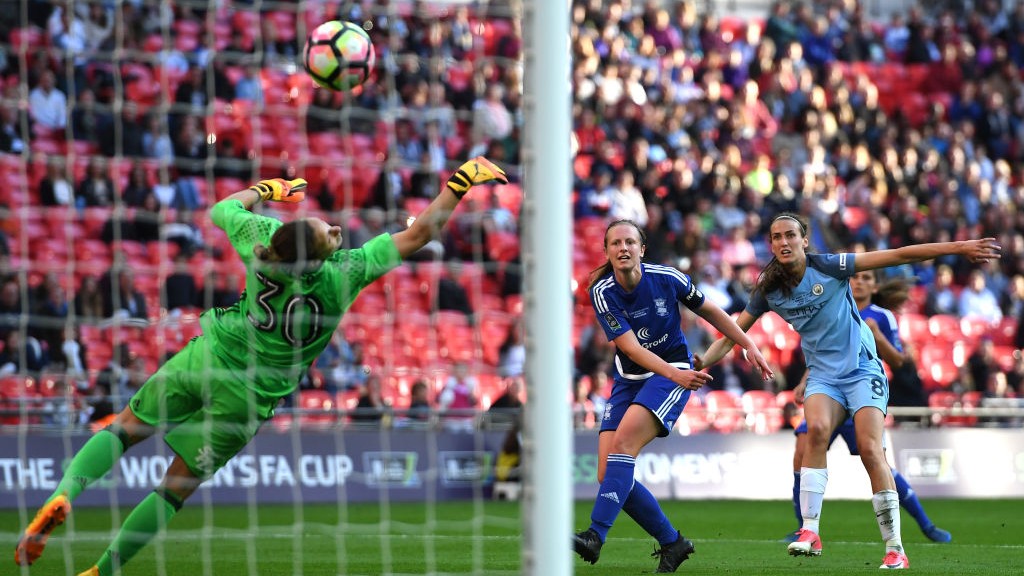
[[783, 270, 951, 544], [699, 213, 999, 569], [572, 219, 774, 573]]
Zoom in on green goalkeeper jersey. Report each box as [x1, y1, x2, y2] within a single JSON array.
[[201, 199, 400, 399]]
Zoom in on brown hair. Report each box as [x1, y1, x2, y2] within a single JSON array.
[[253, 220, 320, 265], [872, 275, 910, 311], [587, 219, 646, 291], [753, 212, 808, 298]]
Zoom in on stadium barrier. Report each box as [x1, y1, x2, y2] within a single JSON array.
[[4, 426, 1022, 508]]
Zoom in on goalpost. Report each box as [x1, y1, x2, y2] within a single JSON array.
[[521, 0, 573, 574]]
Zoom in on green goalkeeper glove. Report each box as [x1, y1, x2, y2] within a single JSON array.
[[249, 178, 308, 203], [446, 156, 508, 199]]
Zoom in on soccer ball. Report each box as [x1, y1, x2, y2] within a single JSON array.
[[302, 21, 375, 92]]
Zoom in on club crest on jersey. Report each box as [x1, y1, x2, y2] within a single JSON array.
[[654, 298, 669, 316], [812, 283, 824, 296], [604, 312, 621, 331]]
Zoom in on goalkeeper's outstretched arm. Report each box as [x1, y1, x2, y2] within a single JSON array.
[[221, 178, 308, 210], [391, 156, 507, 259]]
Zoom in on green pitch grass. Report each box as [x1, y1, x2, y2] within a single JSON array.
[[3, 499, 1022, 575]]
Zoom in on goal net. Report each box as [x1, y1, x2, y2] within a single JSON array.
[[2, 0, 556, 574]]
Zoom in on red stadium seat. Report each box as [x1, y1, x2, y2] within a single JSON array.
[[703, 390, 745, 433], [676, 394, 709, 436], [928, 314, 963, 343], [741, 390, 783, 434], [928, 390, 975, 427], [298, 389, 337, 428]]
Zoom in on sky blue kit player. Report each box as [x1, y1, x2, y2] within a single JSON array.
[[573, 219, 773, 573], [699, 213, 1000, 570]]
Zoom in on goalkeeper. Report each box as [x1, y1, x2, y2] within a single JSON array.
[[15, 157, 507, 576]]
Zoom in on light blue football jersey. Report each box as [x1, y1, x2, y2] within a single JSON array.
[[590, 263, 705, 379], [747, 253, 878, 378]]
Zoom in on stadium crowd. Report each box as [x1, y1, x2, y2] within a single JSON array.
[[0, 0, 1022, 430]]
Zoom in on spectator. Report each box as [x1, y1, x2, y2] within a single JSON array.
[[609, 171, 648, 227], [94, 343, 140, 412], [28, 70, 67, 132], [487, 375, 524, 428], [435, 260, 474, 321], [314, 331, 366, 393], [31, 272, 69, 355], [233, 61, 265, 107], [0, 329, 48, 375], [497, 319, 525, 378], [0, 278, 25, 341], [967, 337, 1001, 394], [958, 269, 1002, 324], [350, 374, 390, 426], [70, 88, 109, 146], [77, 156, 116, 208], [121, 161, 154, 208], [404, 378, 433, 424], [73, 275, 104, 321], [100, 100, 145, 157], [141, 112, 174, 162], [99, 267, 148, 321], [438, 361, 479, 432], [924, 264, 958, 316], [162, 255, 199, 314], [471, 83, 513, 146], [39, 157, 75, 207], [0, 102, 27, 154]]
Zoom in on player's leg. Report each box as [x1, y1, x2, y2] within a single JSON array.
[[80, 348, 270, 575], [852, 406, 909, 569], [574, 404, 661, 563], [15, 390, 163, 565], [86, 457, 200, 576], [890, 467, 952, 542], [788, 391, 845, 557], [792, 425, 807, 522]]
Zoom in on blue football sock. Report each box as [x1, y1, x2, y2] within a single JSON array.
[[792, 471, 802, 528], [589, 453, 635, 541], [622, 480, 677, 545], [893, 469, 932, 530]]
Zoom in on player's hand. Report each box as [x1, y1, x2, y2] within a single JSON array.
[[446, 156, 507, 198], [793, 381, 807, 405], [741, 345, 775, 381], [676, 369, 713, 391], [250, 178, 307, 203], [963, 237, 1001, 263], [692, 354, 704, 370]]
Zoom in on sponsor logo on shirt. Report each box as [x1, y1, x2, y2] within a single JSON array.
[[637, 327, 651, 340]]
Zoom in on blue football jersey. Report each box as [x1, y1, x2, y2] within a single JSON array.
[[860, 303, 903, 352], [747, 253, 878, 378], [590, 263, 705, 379]]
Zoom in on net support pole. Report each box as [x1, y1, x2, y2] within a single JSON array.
[[522, 0, 573, 575]]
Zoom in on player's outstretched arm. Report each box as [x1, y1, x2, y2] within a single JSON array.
[[392, 156, 507, 259], [855, 238, 1001, 271], [221, 178, 308, 210], [696, 306, 773, 380]]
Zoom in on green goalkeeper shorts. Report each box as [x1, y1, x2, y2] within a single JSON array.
[[129, 335, 278, 480]]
